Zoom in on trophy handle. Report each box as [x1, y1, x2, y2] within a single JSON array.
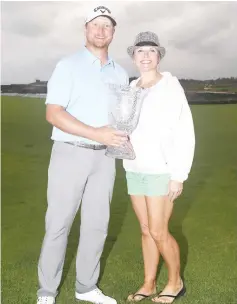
[[109, 112, 117, 128]]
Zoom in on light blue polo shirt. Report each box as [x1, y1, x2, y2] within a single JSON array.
[[46, 47, 129, 144]]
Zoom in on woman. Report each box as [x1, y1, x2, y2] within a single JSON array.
[[124, 32, 195, 304]]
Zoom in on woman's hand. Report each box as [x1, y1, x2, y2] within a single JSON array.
[[168, 180, 183, 202]]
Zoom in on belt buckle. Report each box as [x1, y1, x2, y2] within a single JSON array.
[[82, 142, 97, 149]]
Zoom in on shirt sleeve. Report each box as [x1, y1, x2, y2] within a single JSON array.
[[45, 60, 73, 108], [169, 88, 195, 182]]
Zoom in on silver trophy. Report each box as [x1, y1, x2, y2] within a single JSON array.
[[105, 84, 147, 160]]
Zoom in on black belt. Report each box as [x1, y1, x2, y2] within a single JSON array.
[[64, 141, 106, 150]]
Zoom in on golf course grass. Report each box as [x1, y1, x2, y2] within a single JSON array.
[[2, 96, 237, 304]]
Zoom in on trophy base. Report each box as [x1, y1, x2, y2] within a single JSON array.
[[105, 141, 136, 160]]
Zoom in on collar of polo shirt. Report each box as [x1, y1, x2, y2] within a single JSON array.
[[83, 46, 115, 67]]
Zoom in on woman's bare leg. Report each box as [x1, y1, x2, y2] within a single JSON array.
[[146, 196, 182, 303], [128, 195, 159, 299]]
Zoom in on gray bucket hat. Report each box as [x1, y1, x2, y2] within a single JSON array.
[[127, 31, 166, 59]]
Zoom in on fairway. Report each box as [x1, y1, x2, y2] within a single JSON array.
[[2, 96, 237, 304]]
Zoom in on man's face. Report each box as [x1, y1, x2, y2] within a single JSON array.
[[85, 16, 115, 49]]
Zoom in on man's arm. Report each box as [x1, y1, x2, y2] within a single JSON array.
[[46, 104, 127, 146], [46, 59, 128, 146]]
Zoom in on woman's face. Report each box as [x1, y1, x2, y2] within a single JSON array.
[[133, 46, 160, 72]]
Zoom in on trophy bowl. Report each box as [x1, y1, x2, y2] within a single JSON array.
[[105, 84, 146, 160]]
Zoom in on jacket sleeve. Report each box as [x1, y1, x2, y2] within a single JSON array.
[[169, 88, 195, 182]]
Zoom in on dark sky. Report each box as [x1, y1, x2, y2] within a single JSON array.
[[2, 1, 237, 84]]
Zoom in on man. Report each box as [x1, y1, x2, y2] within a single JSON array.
[[37, 6, 129, 304]]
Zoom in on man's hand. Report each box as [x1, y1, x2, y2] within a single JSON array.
[[45, 105, 128, 146], [168, 180, 183, 202], [93, 126, 128, 146]]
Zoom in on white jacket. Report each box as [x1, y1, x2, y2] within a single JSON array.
[[123, 72, 195, 182]]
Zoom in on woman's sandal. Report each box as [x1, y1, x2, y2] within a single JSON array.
[[151, 284, 186, 303], [127, 289, 157, 302]]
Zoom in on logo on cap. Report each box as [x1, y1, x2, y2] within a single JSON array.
[[94, 6, 111, 14]]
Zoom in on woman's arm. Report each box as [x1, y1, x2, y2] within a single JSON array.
[[169, 90, 196, 183]]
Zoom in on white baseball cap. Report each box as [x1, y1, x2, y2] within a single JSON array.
[[85, 6, 117, 26]]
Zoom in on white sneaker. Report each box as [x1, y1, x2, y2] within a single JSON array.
[[37, 296, 55, 304], [75, 288, 117, 304]]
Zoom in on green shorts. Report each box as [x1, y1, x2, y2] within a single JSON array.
[[126, 172, 170, 197]]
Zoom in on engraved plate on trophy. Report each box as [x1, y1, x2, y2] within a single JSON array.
[[105, 84, 147, 160]]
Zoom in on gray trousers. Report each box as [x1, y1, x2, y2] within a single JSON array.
[[37, 142, 115, 297]]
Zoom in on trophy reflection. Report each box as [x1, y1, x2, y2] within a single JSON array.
[[105, 84, 146, 160]]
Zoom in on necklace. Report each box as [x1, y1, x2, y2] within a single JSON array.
[[137, 74, 162, 89]]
